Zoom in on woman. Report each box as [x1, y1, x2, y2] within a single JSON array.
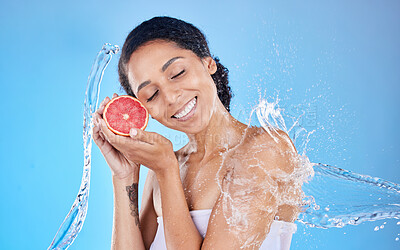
[[93, 16, 302, 250]]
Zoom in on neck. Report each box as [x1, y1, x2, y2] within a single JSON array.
[[184, 98, 247, 162]]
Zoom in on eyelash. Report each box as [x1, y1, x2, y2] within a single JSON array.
[[171, 69, 185, 79], [147, 90, 158, 102], [147, 70, 185, 102]]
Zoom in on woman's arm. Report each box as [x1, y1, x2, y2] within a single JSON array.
[[111, 169, 145, 250], [111, 167, 159, 250], [111, 165, 160, 250], [93, 94, 157, 249], [98, 118, 203, 249]]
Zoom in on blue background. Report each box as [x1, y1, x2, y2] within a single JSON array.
[[0, 0, 399, 249]]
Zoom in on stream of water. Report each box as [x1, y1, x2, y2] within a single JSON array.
[[48, 44, 120, 250]]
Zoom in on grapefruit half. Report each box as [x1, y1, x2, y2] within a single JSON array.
[[103, 95, 149, 136]]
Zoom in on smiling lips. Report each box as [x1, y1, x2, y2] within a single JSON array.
[[172, 97, 197, 120]]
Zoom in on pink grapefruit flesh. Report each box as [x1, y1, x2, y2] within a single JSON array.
[[103, 95, 149, 136]]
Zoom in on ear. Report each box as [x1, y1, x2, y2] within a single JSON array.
[[202, 56, 217, 75]]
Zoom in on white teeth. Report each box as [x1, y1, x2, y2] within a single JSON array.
[[174, 98, 196, 119]]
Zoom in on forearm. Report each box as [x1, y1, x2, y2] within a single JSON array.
[[111, 169, 145, 250], [156, 164, 203, 249]]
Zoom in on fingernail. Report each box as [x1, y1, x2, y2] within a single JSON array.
[[130, 128, 137, 136]]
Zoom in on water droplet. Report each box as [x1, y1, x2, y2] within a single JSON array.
[[396, 237, 399, 241], [374, 226, 379, 231], [397, 221, 400, 225], [380, 225, 384, 229]]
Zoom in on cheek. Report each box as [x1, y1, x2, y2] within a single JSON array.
[[144, 105, 157, 119], [203, 77, 217, 97], [147, 105, 168, 122], [148, 107, 160, 119], [192, 71, 216, 93]]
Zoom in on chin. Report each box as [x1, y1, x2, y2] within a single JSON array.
[[175, 117, 211, 134], [183, 126, 206, 135]]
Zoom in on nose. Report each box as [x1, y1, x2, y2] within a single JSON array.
[[163, 85, 182, 106]]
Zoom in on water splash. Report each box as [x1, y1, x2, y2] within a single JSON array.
[[48, 43, 119, 250], [299, 163, 400, 228], [252, 98, 400, 229]]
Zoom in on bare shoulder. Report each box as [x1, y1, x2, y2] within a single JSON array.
[[226, 126, 298, 180], [203, 127, 299, 248]]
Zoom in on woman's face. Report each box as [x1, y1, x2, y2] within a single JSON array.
[[127, 40, 218, 134]]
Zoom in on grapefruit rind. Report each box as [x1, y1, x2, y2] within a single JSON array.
[[103, 95, 149, 137]]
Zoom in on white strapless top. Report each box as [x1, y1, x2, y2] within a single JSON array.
[[149, 209, 297, 250]]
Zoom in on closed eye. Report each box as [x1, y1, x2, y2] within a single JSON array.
[[171, 70, 185, 79], [147, 90, 159, 102]]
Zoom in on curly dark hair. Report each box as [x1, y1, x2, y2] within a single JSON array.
[[118, 16, 233, 112]]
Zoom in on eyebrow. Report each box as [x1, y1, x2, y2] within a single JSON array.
[[137, 80, 151, 95], [162, 56, 183, 72], [136, 56, 183, 95]]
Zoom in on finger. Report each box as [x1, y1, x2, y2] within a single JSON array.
[[92, 113, 98, 123], [92, 113, 101, 126], [99, 132, 105, 141], [93, 121, 100, 133], [93, 119, 106, 143], [93, 126, 107, 148], [99, 119, 115, 143], [93, 125, 100, 141], [98, 119, 153, 155], [91, 115, 96, 124], [95, 131, 116, 157], [93, 131, 106, 148], [100, 96, 111, 110], [130, 128, 161, 145], [99, 119, 132, 146], [95, 96, 111, 116], [98, 97, 108, 111]]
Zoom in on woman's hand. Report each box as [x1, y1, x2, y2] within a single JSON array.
[[92, 93, 140, 180], [94, 93, 178, 177]]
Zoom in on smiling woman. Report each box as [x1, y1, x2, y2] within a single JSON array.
[[92, 16, 303, 250]]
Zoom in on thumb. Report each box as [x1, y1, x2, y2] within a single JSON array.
[[129, 127, 153, 144]]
